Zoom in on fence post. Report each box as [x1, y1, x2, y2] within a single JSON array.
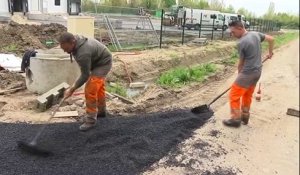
[[181, 11, 186, 45], [253, 18, 256, 31], [211, 18, 215, 40], [265, 20, 268, 32], [248, 18, 252, 31], [221, 15, 225, 39], [159, 9, 164, 49], [199, 13, 203, 38], [279, 22, 282, 31]]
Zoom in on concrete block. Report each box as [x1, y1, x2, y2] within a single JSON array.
[[36, 82, 70, 111], [52, 91, 60, 105], [192, 38, 208, 45]]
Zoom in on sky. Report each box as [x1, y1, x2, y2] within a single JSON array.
[[223, 0, 299, 16]]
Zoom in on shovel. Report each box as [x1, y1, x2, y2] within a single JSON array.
[[191, 87, 231, 114], [191, 57, 269, 114]]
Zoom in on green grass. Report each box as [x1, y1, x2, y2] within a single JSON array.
[[157, 63, 217, 88], [221, 50, 238, 65], [106, 83, 127, 97], [262, 32, 299, 50], [169, 53, 180, 60], [2, 44, 18, 52]]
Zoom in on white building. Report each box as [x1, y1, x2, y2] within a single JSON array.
[[0, 0, 81, 16]]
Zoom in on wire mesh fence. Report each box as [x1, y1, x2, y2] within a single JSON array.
[[92, 14, 159, 51], [158, 9, 281, 47], [82, 6, 281, 51], [82, 4, 158, 17]]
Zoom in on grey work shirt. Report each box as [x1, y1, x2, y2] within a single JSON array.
[[71, 35, 112, 89], [235, 32, 265, 88], [237, 31, 265, 74]]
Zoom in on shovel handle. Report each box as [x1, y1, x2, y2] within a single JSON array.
[[208, 87, 231, 106], [208, 57, 269, 106]]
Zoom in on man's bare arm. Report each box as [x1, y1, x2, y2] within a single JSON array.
[[264, 34, 274, 59]]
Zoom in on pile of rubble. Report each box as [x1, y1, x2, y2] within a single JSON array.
[[0, 21, 66, 54], [0, 70, 25, 90], [59, 97, 86, 116]]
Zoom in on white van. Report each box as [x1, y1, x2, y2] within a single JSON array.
[[184, 8, 227, 30], [222, 13, 250, 29]]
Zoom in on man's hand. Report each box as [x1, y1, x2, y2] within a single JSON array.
[[265, 52, 274, 60], [64, 87, 75, 99]]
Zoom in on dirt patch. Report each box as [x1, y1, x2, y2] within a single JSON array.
[[202, 167, 240, 175], [0, 109, 212, 175], [0, 21, 66, 55], [0, 101, 7, 110], [0, 70, 25, 90], [107, 41, 236, 83]]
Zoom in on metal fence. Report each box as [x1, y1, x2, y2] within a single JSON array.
[[158, 10, 281, 47], [83, 6, 281, 51], [82, 4, 158, 17], [92, 14, 159, 51]]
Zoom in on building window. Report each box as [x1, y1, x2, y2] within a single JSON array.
[[55, 0, 61, 6]]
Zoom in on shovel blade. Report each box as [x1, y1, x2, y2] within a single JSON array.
[[191, 104, 211, 114]]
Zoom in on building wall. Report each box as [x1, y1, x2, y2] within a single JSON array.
[[28, 0, 41, 12], [28, 0, 68, 13], [0, 0, 9, 14], [45, 0, 68, 13]]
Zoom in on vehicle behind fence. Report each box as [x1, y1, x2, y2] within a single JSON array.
[[81, 5, 281, 50]]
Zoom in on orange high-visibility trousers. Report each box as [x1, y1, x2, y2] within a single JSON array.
[[229, 83, 256, 119], [85, 76, 106, 121]]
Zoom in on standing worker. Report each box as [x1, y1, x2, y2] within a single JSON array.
[[223, 21, 274, 127], [59, 32, 112, 131]]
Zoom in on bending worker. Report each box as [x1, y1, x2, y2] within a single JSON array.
[[59, 32, 112, 131], [223, 21, 274, 127]]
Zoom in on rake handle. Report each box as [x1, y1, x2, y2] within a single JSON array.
[[30, 97, 66, 145]]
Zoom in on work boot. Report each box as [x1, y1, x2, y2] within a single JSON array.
[[241, 113, 250, 125], [79, 115, 97, 131], [222, 119, 241, 128], [97, 106, 107, 118]]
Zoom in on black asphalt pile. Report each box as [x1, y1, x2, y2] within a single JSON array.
[[0, 109, 213, 175]]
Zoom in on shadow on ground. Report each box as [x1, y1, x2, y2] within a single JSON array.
[[0, 109, 213, 175]]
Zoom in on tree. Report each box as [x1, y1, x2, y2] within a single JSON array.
[[141, 0, 157, 9], [162, 0, 176, 8], [209, 0, 224, 11], [264, 2, 275, 20], [196, 0, 210, 9], [110, 0, 126, 6], [178, 0, 195, 8], [223, 4, 235, 13]]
